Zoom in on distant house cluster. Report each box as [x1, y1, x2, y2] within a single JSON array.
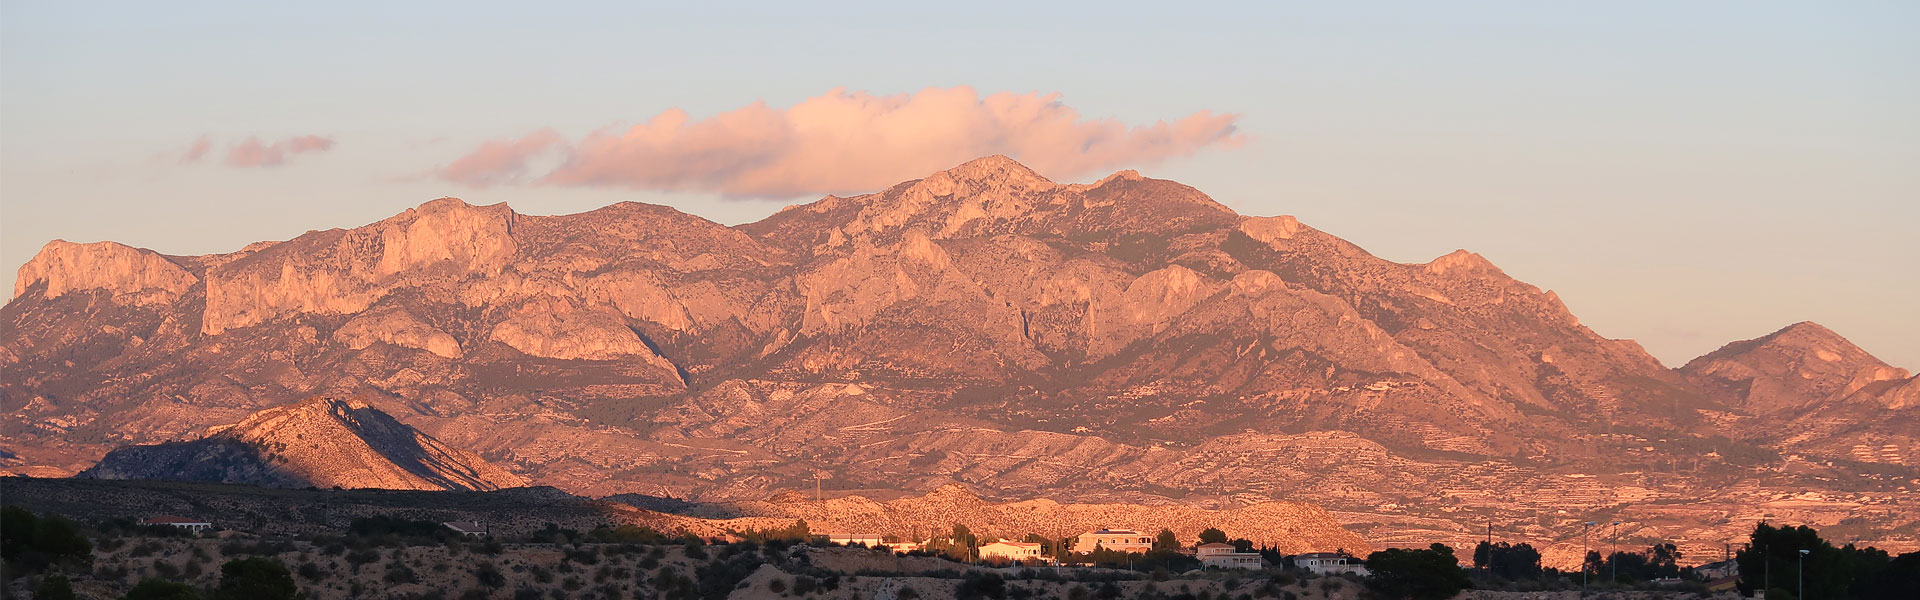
[[820, 526, 1361, 572]]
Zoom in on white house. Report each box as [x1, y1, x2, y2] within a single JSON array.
[[885, 539, 925, 553], [140, 515, 211, 533], [1072, 529, 1154, 554], [443, 521, 488, 537], [826, 533, 885, 547], [979, 541, 1045, 564], [1295, 552, 1368, 576], [1197, 543, 1263, 569]]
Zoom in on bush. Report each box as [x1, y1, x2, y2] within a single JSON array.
[[957, 572, 1008, 600], [476, 561, 507, 588], [35, 573, 75, 600], [124, 578, 202, 600], [0, 506, 93, 576], [214, 557, 298, 600]]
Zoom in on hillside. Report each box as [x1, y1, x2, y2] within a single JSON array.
[[78, 398, 528, 491]]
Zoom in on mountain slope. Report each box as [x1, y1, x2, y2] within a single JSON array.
[[1681, 322, 1919, 465], [79, 398, 527, 491], [4, 155, 1915, 563]]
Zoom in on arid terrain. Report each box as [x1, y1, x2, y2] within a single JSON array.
[[4, 156, 1916, 568]]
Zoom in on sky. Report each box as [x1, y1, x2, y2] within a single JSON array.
[[2, 1, 1916, 369]]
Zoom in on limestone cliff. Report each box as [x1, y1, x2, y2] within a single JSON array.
[[12, 240, 197, 303]]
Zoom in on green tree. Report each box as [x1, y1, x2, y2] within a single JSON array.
[[1198, 527, 1228, 545], [1365, 543, 1470, 600], [123, 579, 201, 600], [1735, 522, 1848, 599], [1, 506, 93, 576], [948, 524, 977, 561], [1153, 529, 1179, 551], [1471, 541, 1543, 580], [35, 573, 76, 600], [214, 557, 298, 600]]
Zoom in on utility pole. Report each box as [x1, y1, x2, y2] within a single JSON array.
[[1610, 520, 1621, 583]]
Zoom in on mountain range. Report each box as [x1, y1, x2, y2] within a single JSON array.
[[3, 155, 1915, 565]]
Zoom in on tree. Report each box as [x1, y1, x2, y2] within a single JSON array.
[[948, 524, 977, 561], [35, 573, 75, 600], [1198, 528, 1228, 545], [123, 579, 202, 600], [1735, 522, 1848, 599], [0, 506, 93, 577], [1365, 543, 1470, 600], [1471, 541, 1542, 580], [214, 557, 298, 600], [1153, 529, 1179, 551]]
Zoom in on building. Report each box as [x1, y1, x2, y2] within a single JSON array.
[[1197, 543, 1263, 569], [979, 541, 1045, 564], [443, 521, 488, 537], [1295, 552, 1368, 576], [1694, 559, 1737, 580], [1072, 529, 1154, 554], [885, 540, 924, 553], [140, 515, 211, 533], [826, 533, 885, 547]]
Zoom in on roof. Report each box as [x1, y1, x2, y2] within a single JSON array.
[[981, 541, 1042, 548], [1088, 529, 1141, 535], [1295, 552, 1351, 559], [826, 533, 884, 538], [141, 515, 210, 525], [1198, 543, 1237, 549], [443, 521, 487, 532]]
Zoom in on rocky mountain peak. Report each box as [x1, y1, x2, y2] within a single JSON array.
[[933, 155, 1054, 188], [12, 239, 197, 303], [81, 397, 526, 491], [1681, 321, 1908, 412], [1424, 249, 1503, 277]]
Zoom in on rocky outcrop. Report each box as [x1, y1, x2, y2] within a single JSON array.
[[201, 198, 517, 334], [80, 398, 526, 491], [12, 240, 197, 303], [332, 308, 463, 359]]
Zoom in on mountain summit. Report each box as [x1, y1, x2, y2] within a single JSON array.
[[79, 398, 527, 491]]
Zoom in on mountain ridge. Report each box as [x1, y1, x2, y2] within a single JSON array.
[[6, 155, 1916, 564]]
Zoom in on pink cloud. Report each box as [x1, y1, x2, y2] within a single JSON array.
[[180, 136, 214, 163], [437, 86, 1243, 197], [223, 135, 336, 168]]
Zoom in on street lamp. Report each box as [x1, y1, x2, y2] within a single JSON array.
[[1798, 549, 1809, 600], [1582, 521, 1596, 595]]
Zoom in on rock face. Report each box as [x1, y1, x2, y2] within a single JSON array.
[[13, 240, 197, 303], [5, 155, 1917, 564], [79, 398, 527, 491]]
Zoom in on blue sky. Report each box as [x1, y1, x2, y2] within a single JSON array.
[[3, 1, 1916, 368]]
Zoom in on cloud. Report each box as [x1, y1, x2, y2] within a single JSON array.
[[436, 86, 1243, 197], [218, 135, 336, 168], [180, 136, 214, 163]]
